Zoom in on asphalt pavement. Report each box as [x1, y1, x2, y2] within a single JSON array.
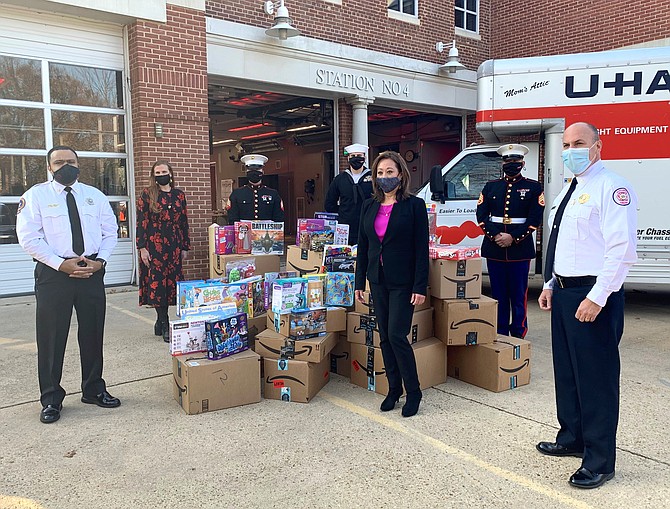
[[0, 277, 669, 509]]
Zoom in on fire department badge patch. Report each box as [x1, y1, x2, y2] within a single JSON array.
[[477, 193, 484, 205], [613, 188, 631, 206], [538, 192, 545, 206]]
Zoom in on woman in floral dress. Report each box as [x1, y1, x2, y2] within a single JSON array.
[[137, 161, 190, 341]]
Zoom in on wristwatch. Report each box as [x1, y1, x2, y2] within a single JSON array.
[[98, 258, 107, 269]]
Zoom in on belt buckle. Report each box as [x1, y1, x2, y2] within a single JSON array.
[[503, 217, 512, 225], [556, 276, 564, 288]]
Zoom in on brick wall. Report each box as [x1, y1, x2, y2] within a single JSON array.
[[128, 4, 210, 281], [206, 0, 491, 70], [491, 0, 670, 58], [337, 99, 352, 172]]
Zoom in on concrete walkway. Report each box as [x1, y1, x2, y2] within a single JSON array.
[[0, 278, 669, 509]]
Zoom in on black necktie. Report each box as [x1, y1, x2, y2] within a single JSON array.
[[65, 186, 85, 255], [543, 178, 578, 283]]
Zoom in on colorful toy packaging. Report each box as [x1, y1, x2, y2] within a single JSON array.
[[287, 307, 327, 339], [205, 312, 249, 360], [213, 225, 236, 255], [323, 245, 355, 273], [234, 221, 253, 254], [177, 280, 250, 318], [325, 272, 355, 307], [224, 258, 256, 283], [429, 245, 481, 260], [299, 229, 334, 252], [271, 278, 308, 314], [307, 275, 326, 308], [169, 313, 232, 356], [296, 219, 325, 246], [334, 223, 349, 245], [251, 221, 284, 255], [264, 271, 298, 310], [247, 275, 266, 318], [313, 212, 338, 221]]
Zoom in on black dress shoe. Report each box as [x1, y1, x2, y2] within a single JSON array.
[[569, 467, 615, 489], [40, 404, 62, 424], [380, 390, 402, 412], [536, 441, 583, 458], [402, 391, 422, 417], [154, 319, 162, 336], [162, 324, 170, 343], [81, 391, 121, 408]]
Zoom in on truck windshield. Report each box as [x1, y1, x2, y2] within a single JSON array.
[[443, 151, 501, 200]]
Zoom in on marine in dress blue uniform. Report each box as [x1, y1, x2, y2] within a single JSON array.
[[537, 122, 638, 489], [476, 144, 545, 338], [226, 154, 285, 223]]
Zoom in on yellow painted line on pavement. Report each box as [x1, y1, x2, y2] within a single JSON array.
[[321, 392, 594, 509], [107, 303, 155, 326], [0, 337, 22, 345], [0, 495, 45, 508]]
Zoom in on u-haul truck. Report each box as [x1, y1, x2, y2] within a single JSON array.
[[417, 45, 670, 286]]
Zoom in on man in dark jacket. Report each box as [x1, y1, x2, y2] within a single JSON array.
[[325, 143, 373, 245], [227, 154, 284, 223], [476, 144, 544, 338]]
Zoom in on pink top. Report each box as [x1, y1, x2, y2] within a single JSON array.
[[374, 203, 394, 242]]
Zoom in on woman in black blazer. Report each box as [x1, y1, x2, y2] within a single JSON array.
[[355, 151, 429, 417]]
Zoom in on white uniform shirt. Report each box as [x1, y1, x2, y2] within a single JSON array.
[[16, 179, 118, 271], [544, 160, 638, 307]]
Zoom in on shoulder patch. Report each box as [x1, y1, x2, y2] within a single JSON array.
[[17, 197, 26, 214], [538, 192, 545, 206], [613, 188, 631, 206], [225, 199, 231, 210], [363, 175, 372, 182], [477, 192, 484, 206]]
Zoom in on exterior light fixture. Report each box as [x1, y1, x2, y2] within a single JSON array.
[[263, 0, 300, 40], [436, 40, 465, 74]]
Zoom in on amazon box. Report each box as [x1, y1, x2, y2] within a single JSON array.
[[433, 295, 497, 346], [429, 258, 482, 299], [346, 308, 433, 348], [447, 336, 531, 392], [263, 356, 330, 403], [354, 289, 431, 315], [172, 350, 261, 414], [350, 338, 447, 395], [330, 334, 351, 378], [267, 307, 346, 335], [246, 313, 267, 344], [209, 253, 280, 280], [254, 329, 337, 363], [286, 245, 323, 277]]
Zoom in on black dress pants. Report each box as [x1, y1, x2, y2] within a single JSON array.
[[34, 262, 108, 406], [551, 285, 624, 474], [369, 267, 420, 395]]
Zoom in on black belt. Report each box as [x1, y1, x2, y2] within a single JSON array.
[[33, 253, 98, 263], [555, 275, 597, 288]]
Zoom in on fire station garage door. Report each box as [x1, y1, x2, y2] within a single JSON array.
[[0, 5, 132, 296]]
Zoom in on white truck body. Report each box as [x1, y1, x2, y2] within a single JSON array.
[[417, 45, 670, 286]]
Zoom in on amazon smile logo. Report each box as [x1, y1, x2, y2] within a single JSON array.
[[352, 360, 385, 378], [258, 341, 313, 357], [449, 318, 494, 329], [331, 352, 349, 360], [287, 261, 321, 277], [443, 274, 480, 284], [500, 359, 530, 373], [266, 375, 305, 386]]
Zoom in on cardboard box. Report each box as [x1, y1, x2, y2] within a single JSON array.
[[354, 289, 430, 315], [433, 295, 497, 346], [268, 307, 346, 335], [330, 335, 350, 378], [263, 356, 330, 403], [247, 313, 267, 341], [447, 336, 531, 392], [429, 258, 482, 299], [254, 329, 338, 363], [209, 253, 281, 280], [172, 350, 261, 414], [346, 308, 434, 348], [350, 338, 447, 395], [286, 245, 323, 277]]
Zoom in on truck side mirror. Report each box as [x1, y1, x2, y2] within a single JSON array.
[[429, 165, 445, 204]]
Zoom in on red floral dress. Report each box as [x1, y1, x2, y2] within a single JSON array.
[[137, 188, 190, 307]]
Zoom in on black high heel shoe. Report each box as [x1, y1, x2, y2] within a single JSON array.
[[402, 391, 422, 417], [380, 390, 402, 412]]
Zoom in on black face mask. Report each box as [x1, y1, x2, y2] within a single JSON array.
[[349, 156, 365, 170], [53, 164, 80, 185], [155, 174, 171, 186], [247, 169, 263, 184], [502, 161, 524, 176]]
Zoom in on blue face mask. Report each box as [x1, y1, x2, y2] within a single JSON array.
[[376, 176, 400, 194], [562, 143, 596, 175]]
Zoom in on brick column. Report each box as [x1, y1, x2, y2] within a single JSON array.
[[337, 99, 353, 173], [128, 4, 210, 280]]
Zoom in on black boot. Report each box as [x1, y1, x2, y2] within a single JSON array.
[[402, 390, 422, 418], [154, 307, 163, 336], [380, 389, 402, 412], [156, 306, 170, 342]]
